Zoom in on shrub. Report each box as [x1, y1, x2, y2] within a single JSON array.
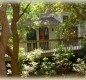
[[21, 49, 57, 77], [73, 40, 86, 76], [20, 46, 74, 77], [53, 45, 74, 74], [34, 57, 56, 76], [73, 58, 86, 75], [18, 47, 26, 75], [21, 49, 42, 77]]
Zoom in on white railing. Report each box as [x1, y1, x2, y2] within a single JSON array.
[[21, 37, 83, 54]]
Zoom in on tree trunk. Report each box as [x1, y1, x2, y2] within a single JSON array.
[[10, 3, 30, 76], [6, 46, 13, 57], [11, 26, 20, 76], [0, 43, 7, 76], [0, 3, 9, 76], [11, 3, 20, 76]]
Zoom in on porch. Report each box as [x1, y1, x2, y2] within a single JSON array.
[[23, 37, 83, 55]]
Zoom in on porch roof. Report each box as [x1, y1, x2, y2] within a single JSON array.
[[22, 16, 60, 27], [39, 16, 60, 26]]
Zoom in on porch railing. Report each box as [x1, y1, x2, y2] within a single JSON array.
[[22, 37, 84, 54]]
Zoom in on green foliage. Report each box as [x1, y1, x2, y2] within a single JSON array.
[[7, 4, 13, 20], [63, 3, 86, 22], [56, 3, 86, 39], [54, 45, 74, 63], [18, 47, 26, 75], [53, 45, 74, 74], [73, 58, 86, 75], [8, 35, 13, 46], [56, 23, 71, 39], [37, 57, 56, 76], [21, 49, 42, 77], [19, 46, 74, 77], [81, 39, 86, 49], [27, 49, 42, 61], [73, 40, 86, 76]]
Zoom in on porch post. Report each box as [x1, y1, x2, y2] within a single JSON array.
[[78, 23, 81, 37], [78, 22, 81, 44], [37, 29, 39, 48]]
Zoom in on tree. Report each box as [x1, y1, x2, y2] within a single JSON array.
[[53, 3, 86, 39], [9, 2, 31, 76], [0, 2, 31, 76], [0, 3, 9, 76]]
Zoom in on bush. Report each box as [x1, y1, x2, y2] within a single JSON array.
[[53, 45, 74, 74], [18, 47, 26, 75], [73, 40, 86, 76], [73, 58, 86, 75], [19, 46, 74, 77], [21, 49, 42, 77]]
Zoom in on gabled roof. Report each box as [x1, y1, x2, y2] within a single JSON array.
[[39, 16, 60, 25], [22, 16, 60, 27]]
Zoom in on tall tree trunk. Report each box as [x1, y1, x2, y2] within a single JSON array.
[[11, 23, 20, 76], [11, 3, 20, 76], [6, 46, 13, 57], [10, 3, 30, 76], [0, 43, 7, 76], [0, 3, 9, 76]]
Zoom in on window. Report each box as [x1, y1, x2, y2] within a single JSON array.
[[27, 28, 37, 40], [63, 15, 69, 22], [26, 28, 37, 52]]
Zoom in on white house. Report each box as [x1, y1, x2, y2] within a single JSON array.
[[24, 13, 85, 53]]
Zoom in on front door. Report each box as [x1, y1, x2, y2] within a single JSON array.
[[39, 27, 49, 50]]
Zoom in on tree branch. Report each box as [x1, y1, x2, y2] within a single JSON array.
[[72, 4, 85, 20], [19, 2, 31, 19]]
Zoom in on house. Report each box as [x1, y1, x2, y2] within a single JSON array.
[[22, 13, 85, 54]]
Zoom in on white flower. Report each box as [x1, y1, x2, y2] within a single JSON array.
[[27, 49, 42, 61], [31, 62, 38, 66], [23, 71, 28, 75], [43, 57, 48, 61], [7, 69, 12, 74], [28, 66, 35, 72]]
